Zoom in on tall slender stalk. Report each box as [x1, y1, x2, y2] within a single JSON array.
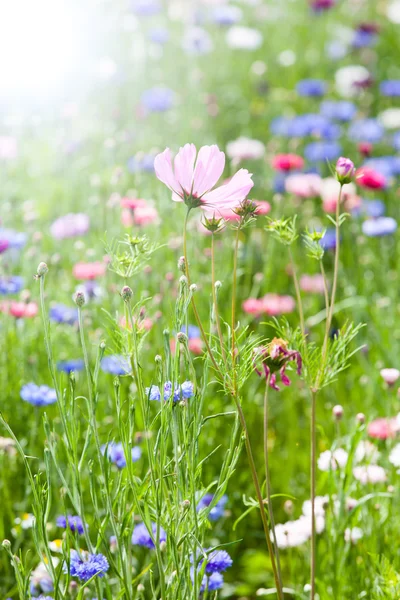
[[310, 389, 317, 600], [263, 374, 283, 597], [288, 248, 305, 338], [211, 233, 227, 364]]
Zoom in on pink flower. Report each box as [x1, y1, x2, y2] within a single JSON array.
[[336, 156, 355, 184], [285, 173, 322, 198], [154, 144, 254, 209], [73, 262, 107, 280], [380, 368, 400, 385], [261, 293, 296, 315], [242, 298, 264, 316], [300, 274, 325, 294], [272, 154, 304, 172], [367, 418, 397, 440], [254, 200, 271, 215], [120, 197, 148, 209], [0, 301, 38, 318], [356, 167, 387, 190]]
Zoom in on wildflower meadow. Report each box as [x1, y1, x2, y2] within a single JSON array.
[[2, 0, 400, 599]]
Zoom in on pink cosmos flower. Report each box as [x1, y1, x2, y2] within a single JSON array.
[[367, 417, 397, 440], [254, 200, 271, 215], [0, 301, 38, 318], [73, 262, 107, 280], [300, 274, 326, 294], [272, 153, 304, 172], [285, 173, 322, 198], [154, 143, 254, 209], [242, 294, 295, 317], [120, 197, 148, 209], [356, 167, 387, 190]]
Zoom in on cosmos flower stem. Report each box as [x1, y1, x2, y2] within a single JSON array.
[[231, 226, 240, 376], [263, 375, 284, 597], [319, 261, 330, 334], [288, 248, 306, 338], [310, 389, 317, 600], [211, 233, 227, 365], [183, 208, 221, 374]]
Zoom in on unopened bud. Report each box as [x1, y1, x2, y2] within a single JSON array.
[[215, 280, 222, 290], [121, 286, 133, 302], [356, 412, 365, 424], [100, 341, 106, 350], [137, 583, 145, 592], [74, 291, 86, 307], [2, 539, 11, 549], [336, 156, 355, 185], [160, 540, 167, 552], [177, 256, 186, 273], [190, 283, 197, 293], [177, 332, 187, 344], [36, 262, 48, 277], [179, 275, 188, 286], [155, 354, 162, 363], [333, 405, 343, 421], [181, 499, 191, 509], [283, 500, 293, 515]]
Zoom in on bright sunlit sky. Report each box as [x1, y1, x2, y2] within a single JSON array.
[[0, 0, 98, 108]]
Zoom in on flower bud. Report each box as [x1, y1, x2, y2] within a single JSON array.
[[177, 256, 186, 272], [137, 583, 145, 592], [155, 354, 162, 363], [177, 332, 187, 344], [181, 499, 191, 509], [160, 540, 167, 552], [74, 291, 86, 307], [179, 275, 188, 287], [190, 283, 197, 293], [100, 341, 106, 350], [380, 368, 400, 386], [36, 262, 48, 277], [283, 500, 293, 515], [121, 286, 133, 302], [2, 539, 11, 550], [215, 280, 222, 290], [336, 156, 355, 184], [356, 412, 365, 424], [332, 405, 343, 421]]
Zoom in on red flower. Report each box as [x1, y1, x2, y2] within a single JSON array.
[[356, 167, 387, 190], [272, 154, 304, 172]]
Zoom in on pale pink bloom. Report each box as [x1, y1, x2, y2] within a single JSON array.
[[273, 514, 325, 549], [380, 368, 400, 385], [285, 173, 322, 198], [300, 274, 325, 294], [389, 443, 400, 467], [226, 137, 265, 162], [119, 315, 153, 332], [353, 465, 387, 484], [302, 496, 329, 518], [355, 441, 380, 463], [170, 337, 204, 355], [73, 262, 107, 280], [261, 293, 296, 315], [0, 301, 38, 318], [254, 200, 271, 215], [50, 213, 89, 239], [367, 417, 397, 440], [133, 205, 159, 226], [0, 136, 18, 160], [120, 197, 148, 209], [154, 143, 254, 209], [242, 297, 263, 316]]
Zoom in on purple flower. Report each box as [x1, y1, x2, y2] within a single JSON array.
[[380, 80, 400, 97], [181, 381, 194, 399], [141, 87, 174, 113], [320, 228, 337, 250], [101, 442, 141, 468], [56, 515, 85, 535], [320, 100, 356, 122], [132, 522, 166, 549], [190, 568, 224, 592], [67, 550, 109, 581], [49, 304, 78, 325], [196, 549, 233, 574], [336, 156, 355, 184], [0, 228, 27, 249], [50, 213, 89, 239], [304, 141, 342, 162], [296, 79, 327, 97], [20, 384, 57, 407], [57, 359, 84, 374], [196, 494, 228, 521], [0, 276, 23, 295], [100, 355, 131, 376], [362, 217, 397, 237]]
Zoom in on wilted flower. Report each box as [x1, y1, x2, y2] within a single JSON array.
[[253, 338, 302, 390]]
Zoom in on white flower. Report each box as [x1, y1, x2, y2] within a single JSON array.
[[335, 65, 370, 98], [380, 368, 400, 385], [302, 495, 329, 518], [353, 465, 387, 484], [318, 448, 348, 472], [226, 137, 265, 161], [355, 441, 380, 464], [344, 527, 363, 543], [389, 443, 400, 467], [226, 26, 263, 50], [378, 109, 400, 130], [387, 0, 400, 23]]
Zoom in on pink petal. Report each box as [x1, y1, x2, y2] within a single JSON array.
[[202, 168, 254, 209], [154, 149, 181, 196], [174, 143, 196, 195], [192, 145, 225, 197]]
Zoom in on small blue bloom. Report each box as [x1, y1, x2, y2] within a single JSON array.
[[270, 114, 339, 140], [101, 442, 142, 468], [127, 154, 156, 174], [352, 29, 376, 48], [360, 199, 386, 218], [320, 229, 337, 250], [191, 568, 224, 592], [0, 228, 27, 250], [181, 381, 194, 399], [320, 100, 356, 122], [20, 384, 57, 407], [325, 40, 348, 61], [146, 385, 161, 401], [141, 87, 174, 112], [57, 359, 84, 374], [363, 156, 400, 178], [197, 494, 228, 521], [149, 27, 169, 45], [348, 119, 384, 143], [304, 141, 342, 162], [132, 522, 166, 549], [100, 355, 131, 376], [0, 275, 23, 295], [49, 304, 78, 325], [380, 80, 400, 97], [131, 0, 161, 16], [56, 515, 85, 535], [67, 550, 109, 581], [393, 131, 400, 151], [182, 27, 213, 55], [296, 79, 327, 97], [362, 217, 397, 237], [180, 324, 201, 339], [203, 549, 233, 573], [211, 5, 242, 26]]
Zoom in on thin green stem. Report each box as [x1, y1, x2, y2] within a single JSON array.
[[288, 248, 305, 338], [263, 375, 284, 597], [310, 389, 317, 600], [231, 227, 240, 369], [211, 233, 227, 365]]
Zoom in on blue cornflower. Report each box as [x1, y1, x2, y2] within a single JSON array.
[[325, 40, 348, 61], [101, 442, 142, 468], [191, 568, 224, 592], [196, 494, 228, 521], [100, 355, 131, 376], [352, 29, 376, 48], [67, 550, 109, 581], [141, 87, 174, 112], [319, 229, 337, 250], [273, 173, 288, 193], [320, 100, 356, 122], [203, 549, 233, 574], [211, 5, 242, 26], [56, 515, 85, 535], [393, 131, 400, 152], [146, 385, 161, 401], [0, 276, 23, 295], [131, 0, 161, 16], [132, 522, 166, 549], [296, 79, 327, 97], [359, 199, 386, 218], [362, 217, 397, 237], [380, 80, 400, 97], [57, 359, 84, 374], [182, 27, 213, 55], [180, 324, 201, 339], [146, 381, 194, 402], [304, 141, 342, 162], [49, 304, 78, 325], [181, 381, 194, 399], [37, 597, 53, 600], [127, 154, 156, 174], [20, 384, 57, 407], [0, 228, 27, 250], [270, 114, 339, 140], [163, 381, 180, 401], [347, 119, 384, 143]]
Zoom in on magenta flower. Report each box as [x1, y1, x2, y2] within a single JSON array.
[[154, 144, 254, 209], [254, 337, 302, 390], [336, 157, 355, 184]]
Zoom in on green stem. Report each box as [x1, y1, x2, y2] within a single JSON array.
[[288, 247, 305, 338], [211, 233, 227, 365], [310, 389, 317, 600]]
